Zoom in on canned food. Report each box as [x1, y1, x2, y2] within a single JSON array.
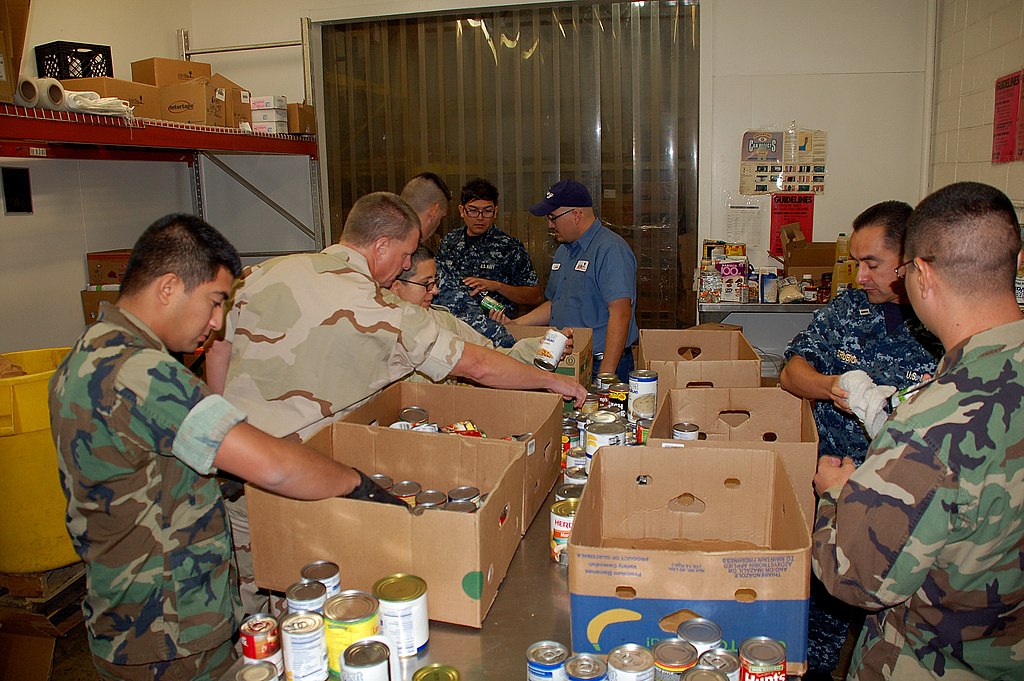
[[587, 410, 627, 427], [441, 500, 478, 512], [412, 422, 440, 433], [564, 466, 588, 486], [635, 418, 652, 445], [585, 422, 628, 473], [566, 446, 588, 470], [651, 637, 699, 680], [412, 663, 462, 681], [607, 643, 655, 680], [341, 639, 390, 681], [240, 614, 282, 674], [236, 661, 280, 681], [535, 328, 570, 371], [677, 618, 724, 657], [368, 473, 393, 491], [479, 294, 505, 313], [389, 420, 414, 430], [555, 483, 585, 502], [565, 653, 608, 680], [287, 579, 327, 614], [595, 372, 619, 390], [596, 388, 610, 409], [527, 640, 570, 681], [581, 393, 600, 415], [392, 480, 422, 507], [447, 486, 481, 505], [416, 489, 448, 508], [400, 406, 429, 424], [679, 669, 727, 681], [607, 383, 629, 414], [550, 498, 580, 564], [737, 637, 786, 680], [628, 370, 659, 422], [696, 648, 739, 681], [280, 611, 328, 681], [671, 423, 700, 441], [562, 423, 581, 466], [372, 574, 429, 658], [323, 590, 381, 679]]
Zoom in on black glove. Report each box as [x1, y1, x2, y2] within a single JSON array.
[[344, 469, 408, 507]]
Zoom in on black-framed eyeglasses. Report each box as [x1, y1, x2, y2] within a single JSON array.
[[397, 278, 439, 291], [463, 205, 496, 218], [546, 208, 575, 222], [895, 256, 934, 279]]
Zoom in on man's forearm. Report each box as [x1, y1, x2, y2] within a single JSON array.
[[780, 355, 835, 401], [599, 300, 631, 374], [511, 300, 551, 326], [495, 283, 544, 306]]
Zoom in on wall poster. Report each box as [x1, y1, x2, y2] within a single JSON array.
[[740, 126, 828, 195]]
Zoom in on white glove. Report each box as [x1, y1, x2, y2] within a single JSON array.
[[840, 370, 897, 438]]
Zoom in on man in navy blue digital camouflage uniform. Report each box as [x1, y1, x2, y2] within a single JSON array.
[[433, 178, 543, 347], [781, 200, 943, 680]]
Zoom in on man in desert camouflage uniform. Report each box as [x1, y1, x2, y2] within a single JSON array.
[[813, 181, 1024, 680], [49, 214, 401, 680]]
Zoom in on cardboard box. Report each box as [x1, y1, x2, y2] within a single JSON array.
[[252, 108, 288, 122], [252, 121, 289, 135], [158, 77, 224, 125], [508, 325, 593, 387], [251, 94, 287, 109], [248, 422, 528, 627], [0, 30, 13, 104], [637, 328, 761, 389], [339, 382, 563, 526], [60, 77, 160, 119], [130, 56, 211, 87], [80, 289, 118, 324], [288, 102, 316, 135], [689, 322, 743, 333], [210, 73, 251, 130], [86, 249, 131, 285], [779, 223, 837, 281], [647, 387, 819, 530], [568, 446, 810, 674], [0, 0, 32, 105], [0, 632, 55, 681]]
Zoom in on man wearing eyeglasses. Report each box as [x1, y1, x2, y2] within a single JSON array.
[[433, 178, 544, 348], [812, 181, 1024, 680]]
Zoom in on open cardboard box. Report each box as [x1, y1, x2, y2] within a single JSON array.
[[248, 423, 527, 628], [637, 329, 762, 389], [338, 382, 562, 527], [779, 222, 837, 281], [648, 387, 818, 530], [568, 446, 810, 674], [508, 325, 593, 387]]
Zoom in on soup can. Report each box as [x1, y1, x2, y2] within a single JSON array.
[[416, 489, 448, 508], [671, 423, 700, 441], [447, 486, 481, 506], [581, 393, 601, 415], [679, 669, 727, 681], [550, 498, 580, 564], [677, 618, 723, 657], [566, 446, 588, 470], [341, 639, 390, 681], [607, 383, 629, 415], [392, 480, 422, 507], [628, 370, 658, 423], [323, 591, 381, 679], [595, 372, 619, 390], [302, 560, 342, 598], [607, 643, 655, 680], [441, 500, 477, 512], [565, 653, 608, 680], [564, 466, 588, 486], [535, 328, 570, 371], [479, 294, 505, 314], [287, 579, 327, 614], [368, 473, 393, 492], [696, 648, 740, 681], [651, 638, 698, 680], [527, 640, 570, 681], [737, 637, 786, 680], [281, 611, 328, 681], [412, 664, 462, 680], [399, 406, 429, 424], [372, 574, 430, 658], [240, 613, 284, 674], [635, 418, 652, 445], [585, 422, 627, 473], [555, 483, 585, 502], [236, 662, 280, 681]]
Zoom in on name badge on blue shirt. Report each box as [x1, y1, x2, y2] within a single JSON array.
[[575, 260, 590, 272], [858, 308, 871, 316], [551, 263, 561, 271]]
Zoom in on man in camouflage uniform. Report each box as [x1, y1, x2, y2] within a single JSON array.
[[433, 178, 543, 348], [49, 214, 401, 680], [400, 171, 451, 243], [813, 181, 1024, 680]]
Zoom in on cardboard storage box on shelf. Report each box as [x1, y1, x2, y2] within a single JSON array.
[[779, 222, 836, 281], [0, 29, 13, 103], [568, 446, 810, 674], [130, 56, 211, 87], [0, 0, 32, 105], [288, 102, 316, 134], [251, 94, 287, 109], [647, 386, 818, 530], [507, 325, 593, 387], [158, 77, 224, 125], [252, 108, 287, 122], [80, 287, 118, 324], [60, 77, 160, 118], [637, 328, 761, 389], [210, 73, 251, 130], [86, 249, 131, 286], [252, 121, 289, 135], [339, 382, 563, 526], [249, 422, 527, 628]]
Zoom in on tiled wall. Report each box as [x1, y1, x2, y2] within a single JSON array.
[[933, 0, 1024, 200]]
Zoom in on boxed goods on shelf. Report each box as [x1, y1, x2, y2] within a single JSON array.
[[80, 287, 118, 324], [210, 73, 252, 130], [60, 77, 159, 119], [131, 57, 212, 87], [251, 94, 287, 110], [252, 121, 289, 135], [86, 249, 131, 286], [288, 103, 316, 134], [35, 41, 111, 79], [158, 77, 224, 125]]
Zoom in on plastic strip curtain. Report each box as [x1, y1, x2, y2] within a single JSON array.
[[322, 2, 699, 327]]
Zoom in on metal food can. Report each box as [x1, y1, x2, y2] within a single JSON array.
[[671, 423, 700, 441], [341, 639, 390, 681], [635, 418, 652, 445], [447, 486, 481, 505], [281, 611, 328, 681], [412, 663, 462, 681], [565, 653, 608, 680], [677, 618, 724, 657], [368, 473, 393, 491], [555, 483, 585, 502], [679, 669, 728, 681], [628, 370, 658, 422], [696, 648, 739, 681], [607, 383, 629, 414], [302, 560, 342, 598], [323, 590, 381, 679], [550, 498, 580, 564], [595, 372, 619, 390], [240, 613, 283, 674], [596, 388, 610, 409], [607, 643, 655, 680], [392, 480, 422, 507], [651, 637, 699, 680], [563, 466, 588, 486], [479, 294, 505, 313], [585, 422, 627, 473], [581, 393, 600, 415], [400, 406, 429, 424], [441, 500, 477, 512], [562, 423, 581, 466], [372, 574, 429, 658], [535, 328, 570, 371], [416, 489, 448, 508], [737, 637, 786, 680], [236, 661, 280, 681], [527, 640, 570, 681], [287, 579, 327, 614], [566, 446, 588, 470], [587, 409, 626, 427]]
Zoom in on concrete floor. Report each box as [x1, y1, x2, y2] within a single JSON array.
[[52, 622, 99, 680]]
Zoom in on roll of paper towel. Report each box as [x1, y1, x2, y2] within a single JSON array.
[[36, 78, 67, 111], [13, 77, 39, 108]]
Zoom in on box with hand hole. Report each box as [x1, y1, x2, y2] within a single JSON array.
[[637, 329, 762, 389], [567, 445, 810, 674]]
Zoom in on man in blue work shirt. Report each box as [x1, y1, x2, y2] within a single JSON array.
[[508, 179, 639, 383], [780, 199, 942, 681], [434, 178, 543, 347]]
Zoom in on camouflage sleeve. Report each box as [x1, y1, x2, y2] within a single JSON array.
[[812, 429, 958, 609], [784, 295, 847, 369], [176, 395, 247, 474], [507, 337, 542, 363], [391, 298, 468, 382]]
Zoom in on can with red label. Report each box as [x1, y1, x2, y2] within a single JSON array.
[[240, 613, 284, 675], [738, 637, 786, 681], [550, 498, 580, 564]]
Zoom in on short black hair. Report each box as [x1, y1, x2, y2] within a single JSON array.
[[460, 177, 499, 205], [852, 200, 913, 252], [907, 182, 1021, 294], [120, 214, 242, 297]]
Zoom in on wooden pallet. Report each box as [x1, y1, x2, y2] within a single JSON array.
[[0, 563, 86, 637], [0, 562, 84, 599]]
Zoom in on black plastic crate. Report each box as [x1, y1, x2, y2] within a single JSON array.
[[34, 41, 113, 79]]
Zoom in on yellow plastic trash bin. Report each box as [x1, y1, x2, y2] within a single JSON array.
[[0, 347, 80, 573]]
